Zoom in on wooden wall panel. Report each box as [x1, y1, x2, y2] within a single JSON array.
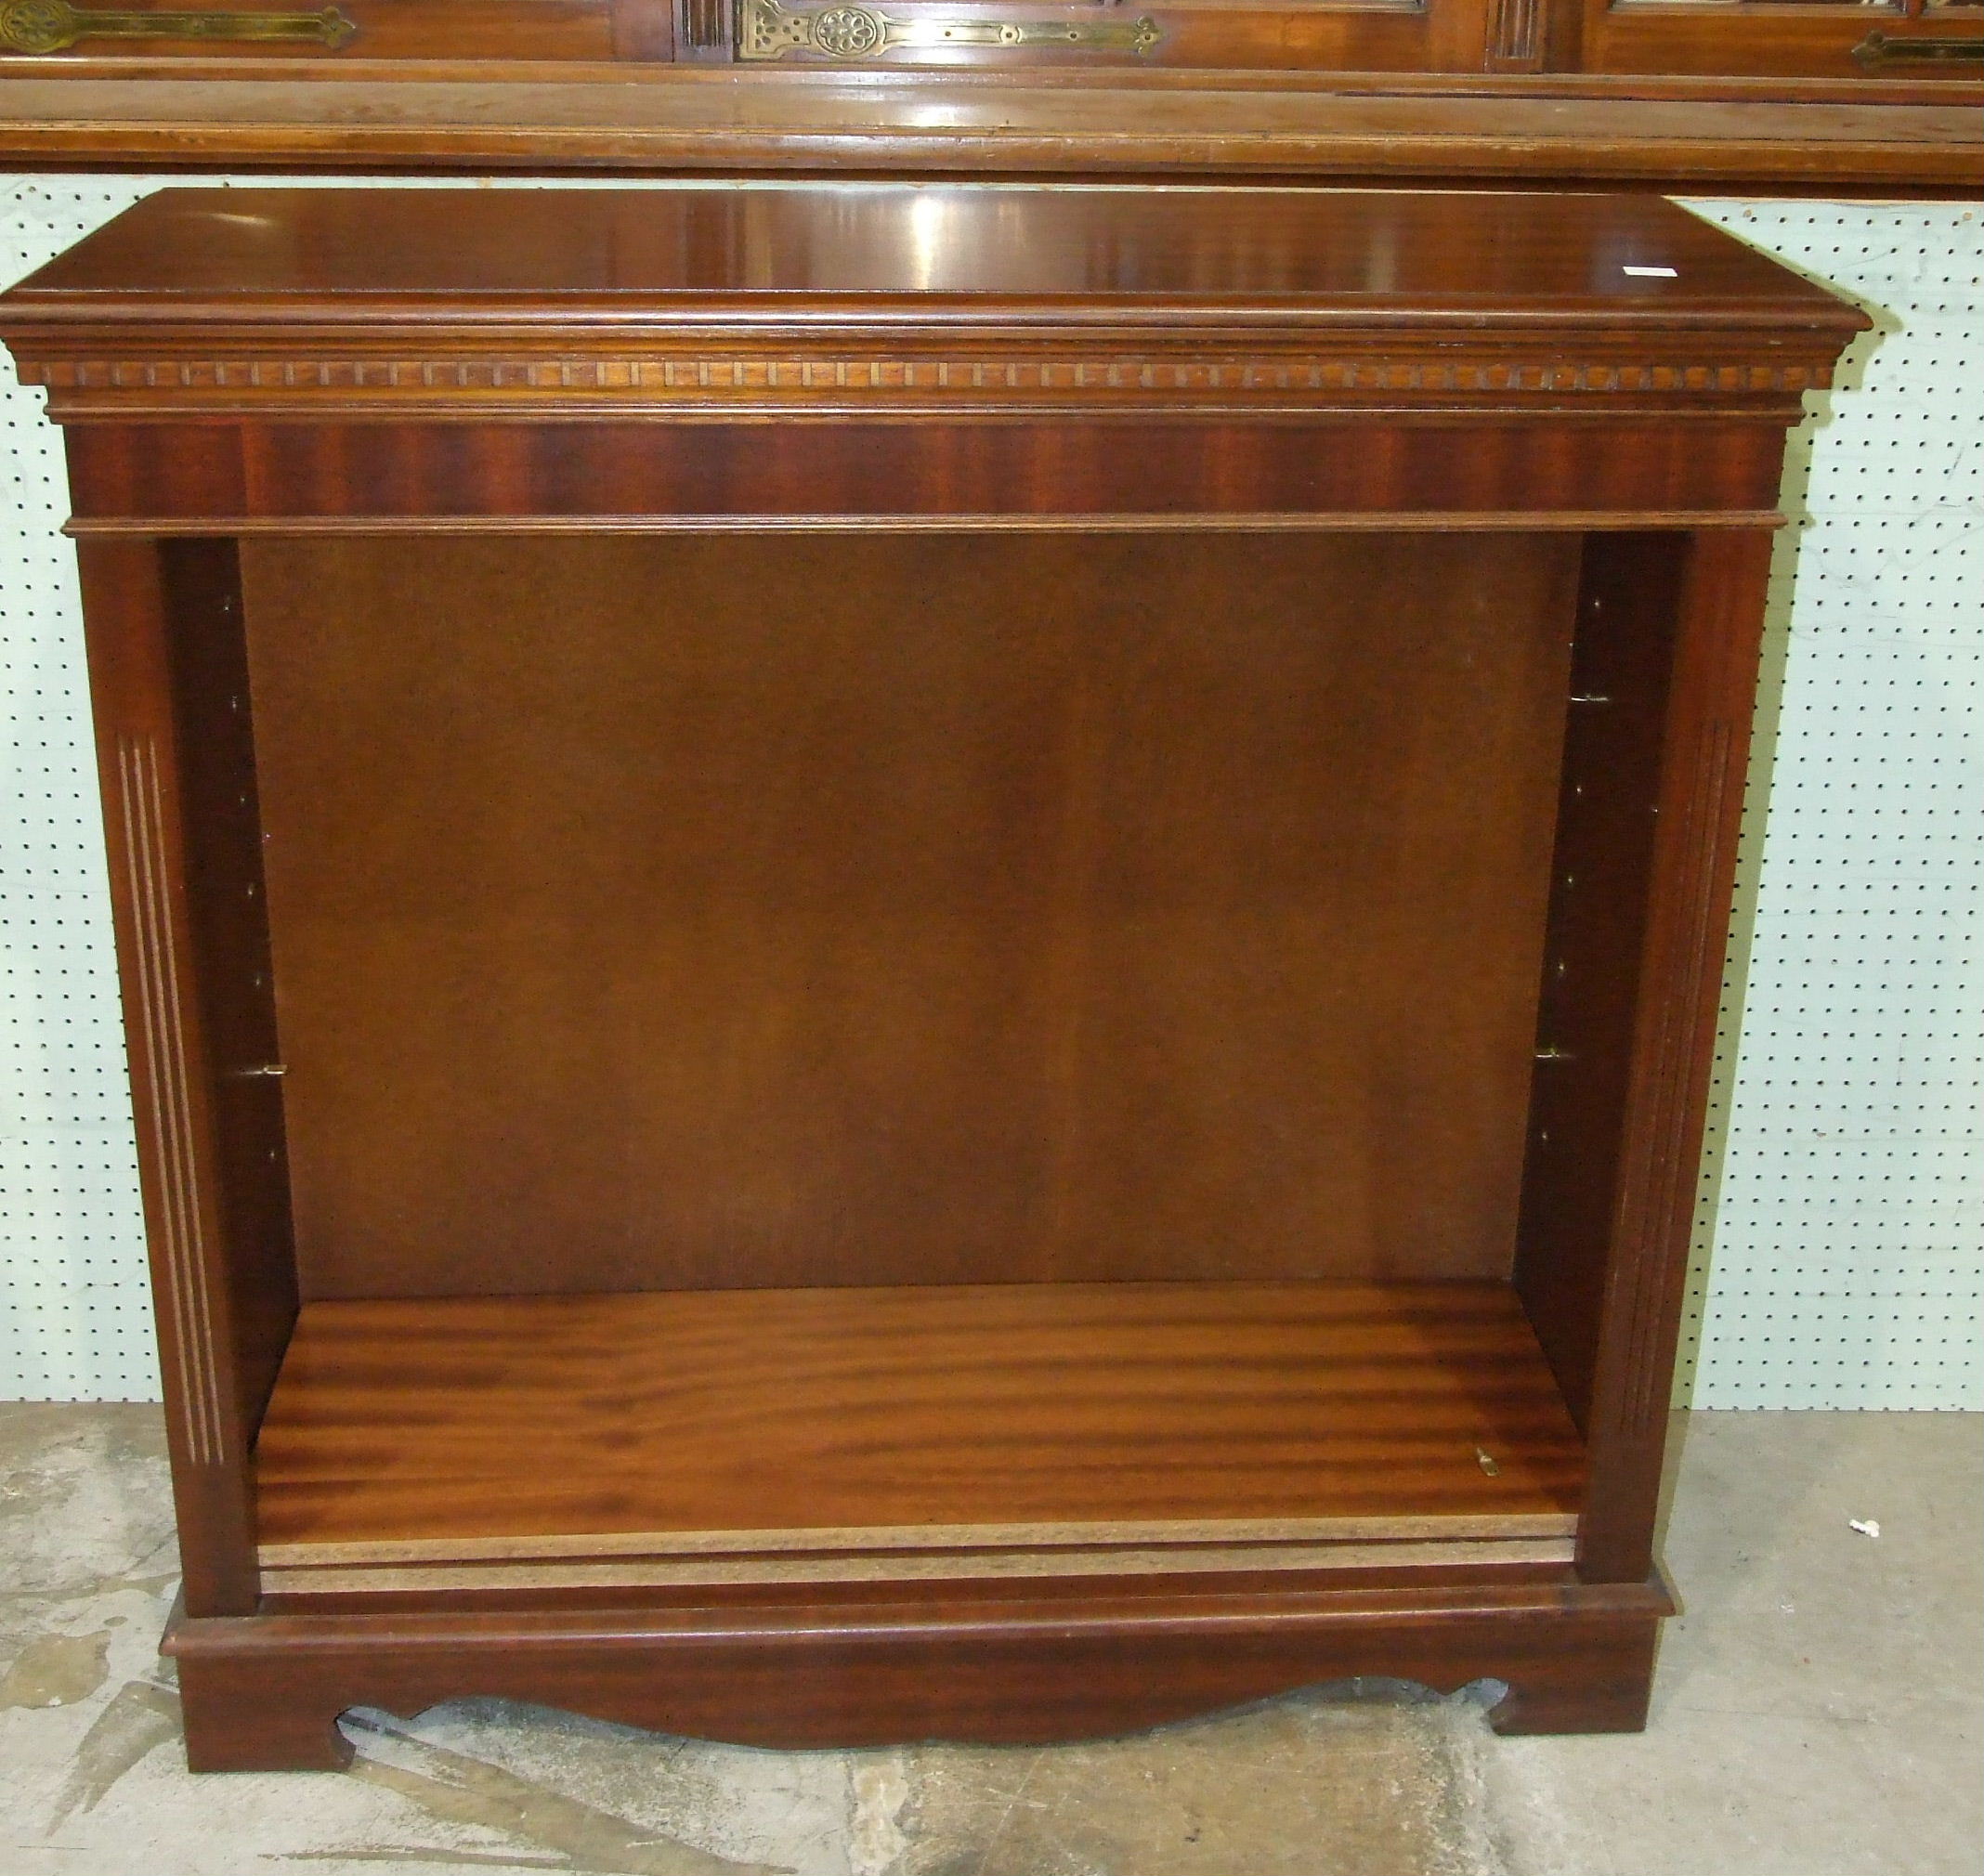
[[241, 530, 1578, 1297]]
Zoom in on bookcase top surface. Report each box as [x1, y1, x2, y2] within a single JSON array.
[[4, 184, 1865, 332]]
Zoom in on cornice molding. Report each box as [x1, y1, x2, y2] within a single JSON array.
[[11, 342, 1842, 421]]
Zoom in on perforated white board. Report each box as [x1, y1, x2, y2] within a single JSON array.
[[1677, 202, 1981, 1410], [1, 179, 1977, 1406]]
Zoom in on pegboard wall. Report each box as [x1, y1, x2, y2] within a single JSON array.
[[1678, 201, 1981, 1409], [0, 178, 1977, 1406]]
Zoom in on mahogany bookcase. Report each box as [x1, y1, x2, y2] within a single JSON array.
[[0, 185, 1864, 1771]]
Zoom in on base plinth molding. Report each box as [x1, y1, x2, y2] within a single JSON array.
[[164, 1576, 1670, 1772]]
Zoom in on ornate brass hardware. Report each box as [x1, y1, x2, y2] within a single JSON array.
[[0, 0, 355, 52], [1852, 28, 1984, 64], [738, 0, 1159, 60]]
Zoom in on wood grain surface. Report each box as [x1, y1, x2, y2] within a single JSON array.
[[253, 1280, 1587, 1561], [1516, 530, 1688, 1434], [7, 184, 1836, 308], [1, 187, 1869, 433], [241, 531, 1574, 1298], [0, 77, 1976, 188], [58, 421, 1808, 531], [72, 538, 281, 1616], [165, 1574, 1671, 1769]]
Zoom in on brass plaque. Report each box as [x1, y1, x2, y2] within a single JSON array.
[[1, 0, 355, 52], [738, 0, 1159, 60]]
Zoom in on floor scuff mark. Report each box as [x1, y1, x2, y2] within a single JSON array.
[[848, 1753, 911, 1876], [339, 1712, 794, 1876], [42, 1677, 181, 1831]]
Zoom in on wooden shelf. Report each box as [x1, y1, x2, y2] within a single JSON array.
[[254, 1280, 1585, 1594], [0, 77, 1978, 190]]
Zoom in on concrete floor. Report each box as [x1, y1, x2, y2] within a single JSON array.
[[0, 1409, 1977, 1876]]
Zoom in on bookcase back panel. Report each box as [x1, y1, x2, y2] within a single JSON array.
[[240, 531, 1576, 1298]]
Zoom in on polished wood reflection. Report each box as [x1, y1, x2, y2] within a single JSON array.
[[13, 184, 1844, 309], [254, 1281, 1587, 1557]]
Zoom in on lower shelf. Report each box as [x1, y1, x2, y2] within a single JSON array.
[[253, 1280, 1586, 1596]]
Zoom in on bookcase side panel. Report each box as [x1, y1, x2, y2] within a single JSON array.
[[1574, 527, 1778, 1584], [72, 533, 296, 1614]]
